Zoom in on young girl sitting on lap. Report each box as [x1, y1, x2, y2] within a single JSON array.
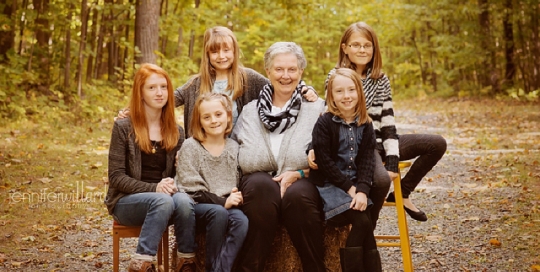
[[176, 92, 248, 272], [309, 68, 381, 271]]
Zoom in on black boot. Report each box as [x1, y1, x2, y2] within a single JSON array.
[[339, 247, 364, 272], [363, 249, 382, 272]]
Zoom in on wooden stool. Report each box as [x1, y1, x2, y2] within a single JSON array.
[[112, 221, 169, 272], [375, 161, 414, 272]]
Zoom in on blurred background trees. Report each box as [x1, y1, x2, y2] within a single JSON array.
[[0, 0, 538, 123]]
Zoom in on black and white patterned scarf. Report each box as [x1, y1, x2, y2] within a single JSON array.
[[257, 83, 303, 134]]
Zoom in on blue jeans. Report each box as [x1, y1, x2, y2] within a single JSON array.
[[113, 192, 196, 256], [195, 203, 248, 272]]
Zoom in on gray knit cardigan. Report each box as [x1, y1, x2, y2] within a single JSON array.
[[174, 67, 269, 136], [104, 118, 185, 215], [231, 99, 326, 176], [175, 137, 239, 198]]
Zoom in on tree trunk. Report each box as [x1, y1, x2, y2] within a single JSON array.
[[32, 0, 51, 88], [177, 27, 183, 57], [188, 0, 200, 59], [105, 0, 116, 82], [411, 30, 426, 86], [86, 5, 98, 83], [94, 7, 106, 80], [64, 5, 73, 92], [531, 1, 540, 92], [120, 0, 133, 85], [18, 0, 27, 55], [503, 0, 515, 90], [77, 0, 89, 98], [478, 0, 501, 93], [478, 0, 490, 87], [0, 0, 15, 63], [135, 0, 162, 64], [160, 0, 168, 60], [33, 0, 50, 49]]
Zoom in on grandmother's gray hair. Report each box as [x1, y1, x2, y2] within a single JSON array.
[[264, 42, 307, 71]]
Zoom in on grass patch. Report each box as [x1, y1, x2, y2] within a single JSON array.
[[0, 119, 112, 257]]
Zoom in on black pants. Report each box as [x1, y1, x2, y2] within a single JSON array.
[[327, 209, 377, 250], [234, 172, 326, 272], [370, 133, 447, 227]]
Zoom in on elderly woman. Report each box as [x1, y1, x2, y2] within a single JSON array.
[[231, 42, 326, 272]]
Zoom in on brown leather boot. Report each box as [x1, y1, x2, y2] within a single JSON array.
[[128, 258, 156, 272], [174, 257, 196, 272]]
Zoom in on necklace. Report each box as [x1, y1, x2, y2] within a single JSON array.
[[151, 141, 159, 154]]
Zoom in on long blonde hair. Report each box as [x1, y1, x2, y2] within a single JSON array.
[[129, 63, 179, 153], [326, 68, 372, 125], [197, 26, 247, 100], [337, 22, 383, 79], [190, 93, 233, 142]]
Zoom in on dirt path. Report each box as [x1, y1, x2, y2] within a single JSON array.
[[378, 99, 540, 271]]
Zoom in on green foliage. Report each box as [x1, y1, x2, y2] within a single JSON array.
[[2, 0, 539, 122]]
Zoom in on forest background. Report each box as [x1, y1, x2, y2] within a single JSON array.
[[0, 0, 539, 124]]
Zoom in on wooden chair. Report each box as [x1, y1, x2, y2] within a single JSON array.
[[375, 161, 414, 272], [112, 221, 169, 272]]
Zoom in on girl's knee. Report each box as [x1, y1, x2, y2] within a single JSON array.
[[172, 193, 195, 214], [152, 194, 175, 212], [173, 192, 194, 206], [231, 213, 249, 233], [207, 205, 229, 222], [433, 135, 448, 154]]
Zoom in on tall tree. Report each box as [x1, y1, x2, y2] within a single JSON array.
[[64, 4, 73, 92], [77, 0, 89, 97], [31, 0, 51, 89], [105, 0, 116, 81], [478, 0, 500, 93], [188, 0, 200, 59], [503, 0, 515, 90], [0, 1, 15, 63], [135, 0, 162, 64], [86, 5, 98, 83]]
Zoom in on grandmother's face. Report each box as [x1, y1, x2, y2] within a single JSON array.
[[266, 53, 304, 98]]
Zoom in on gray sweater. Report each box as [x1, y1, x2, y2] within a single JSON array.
[[105, 118, 185, 215], [174, 68, 269, 136], [231, 99, 326, 176], [175, 137, 239, 198]]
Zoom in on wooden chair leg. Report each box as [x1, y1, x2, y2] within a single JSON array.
[[375, 161, 414, 271], [394, 167, 414, 272], [163, 229, 169, 271], [113, 232, 120, 272]]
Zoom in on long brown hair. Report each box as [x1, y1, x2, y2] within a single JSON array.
[[326, 68, 372, 125], [190, 93, 233, 142], [197, 26, 247, 100], [337, 22, 383, 79], [129, 63, 179, 153]]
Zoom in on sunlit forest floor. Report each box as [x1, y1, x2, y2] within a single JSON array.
[[0, 97, 539, 271]]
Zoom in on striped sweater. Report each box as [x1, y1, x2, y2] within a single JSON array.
[[325, 68, 399, 173]]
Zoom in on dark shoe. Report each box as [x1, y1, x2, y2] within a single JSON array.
[[174, 257, 196, 272], [386, 192, 428, 222], [364, 249, 382, 272], [385, 191, 396, 203], [339, 247, 364, 272], [404, 206, 427, 221]]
